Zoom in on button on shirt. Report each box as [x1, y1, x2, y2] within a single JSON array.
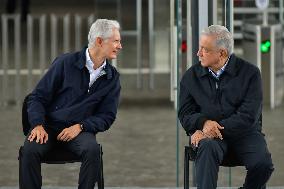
[[85, 48, 106, 88]]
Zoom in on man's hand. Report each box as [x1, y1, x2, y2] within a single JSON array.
[[57, 124, 82, 142], [202, 120, 224, 139], [191, 130, 206, 147], [28, 125, 48, 144]]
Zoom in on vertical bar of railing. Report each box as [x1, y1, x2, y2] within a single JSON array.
[[186, 0, 192, 69], [280, 0, 284, 24], [51, 14, 58, 62], [115, 1, 122, 79], [170, 0, 175, 103], [39, 15, 46, 76], [14, 15, 21, 105], [27, 15, 33, 94], [117, 0, 122, 25], [136, 0, 142, 89], [1, 15, 9, 106], [75, 14, 82, 51], [88, 14, 95, 28], [63, 14, 70, 53], [148, 0, 154, 90], [176, 0, 182, 186]]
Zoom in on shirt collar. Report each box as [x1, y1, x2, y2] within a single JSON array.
[[85, 48, 106, 73], [208, 55, 231, 79]]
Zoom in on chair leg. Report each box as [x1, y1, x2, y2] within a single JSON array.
[[98, 145, 104, 189], [192, 161, 196, 186], [184, 146, 189, 189], [18, 147, 23, 189], [228, 167, 232, 187]]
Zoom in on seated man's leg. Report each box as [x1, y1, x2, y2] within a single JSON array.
[[195, 138, 228, 189], [65, 132, 100, 189], [21, 127, 56, 189], [233, 132, 274, 189]]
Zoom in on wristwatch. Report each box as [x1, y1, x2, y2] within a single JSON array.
[[80, 124, 84, 131]]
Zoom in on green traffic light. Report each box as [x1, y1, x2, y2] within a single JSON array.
[[261, 40, 271, 53]]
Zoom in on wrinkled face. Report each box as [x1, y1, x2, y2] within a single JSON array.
[[101, 28, 122, 60], [197, 35, 221, 69]]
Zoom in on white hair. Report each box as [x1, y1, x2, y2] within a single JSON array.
[[201, 25, 234, 55], [88, 19, 120, 48]]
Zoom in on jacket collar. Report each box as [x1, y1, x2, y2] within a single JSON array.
[[74, 47, 113, 80], [198, 53, 238, 78], [222, 54, 238, 77]]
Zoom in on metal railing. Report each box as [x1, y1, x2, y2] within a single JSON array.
[[0, 11, 171, 107]]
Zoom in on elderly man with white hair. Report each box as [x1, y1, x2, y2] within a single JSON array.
[[178, 25, 274, 189], [21, 19, 122, 189]]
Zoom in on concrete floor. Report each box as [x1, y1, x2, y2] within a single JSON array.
[[0, 102, 284, 188]]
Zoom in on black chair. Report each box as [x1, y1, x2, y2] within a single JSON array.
[[184, 144, 242, 189], [18, 144, 104, 189], [18, 94, 104, 189], [184, 114, 264, 189]]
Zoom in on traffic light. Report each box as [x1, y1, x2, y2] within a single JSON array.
[[261, 40, 271, 53]]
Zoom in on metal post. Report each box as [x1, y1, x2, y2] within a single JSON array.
[[270, 26, 275, 109], [27, 15, 33, 93], [170, 0, 175, 103], [51, 14, 58, 62], [14, 15, 21, 105], [88, 14, 95, 28], [225, 0, 234, 34], [280, 0, 284, 24], [75, 15, 82, 51], [191, 0, 199, 66], [136, 0, 142, 89], [187, 0, 192, 69], [39, 15, 47, 76], [176, 0, 182, 186], [148, 0, 154, 90], [63, 14, 70, 53], [1, 15, 9, 106], [199, 0, 208, 36]]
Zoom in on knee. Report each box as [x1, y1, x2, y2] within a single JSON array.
[[198, 138, 220, 153], [21, 141, 46, 162], [196, 138, 223, 161], [248, 154, 274, 174], [81, 143, 100, 160]]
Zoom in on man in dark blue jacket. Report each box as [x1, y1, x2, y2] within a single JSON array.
[[178, 25, 274, 189], [21, 19, 122, 189]]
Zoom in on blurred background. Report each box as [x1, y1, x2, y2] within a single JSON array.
[[0, 0, 284, 188]]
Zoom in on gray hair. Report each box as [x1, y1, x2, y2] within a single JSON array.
[[201, 25, 234, 55], [88, 19, 120, 48]]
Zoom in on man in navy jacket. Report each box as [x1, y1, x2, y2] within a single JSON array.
[[178, 25, 274, 189], [21, 19, 122, 189]]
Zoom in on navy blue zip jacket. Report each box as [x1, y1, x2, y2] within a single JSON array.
[[178, 54, 262, 139], [27, 47, 121, 134]]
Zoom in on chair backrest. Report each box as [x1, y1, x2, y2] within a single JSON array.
[[22, 94, 32, 136]]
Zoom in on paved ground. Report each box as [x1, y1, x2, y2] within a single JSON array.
[[0, 102, 283, 188], [1, 187, 284, 189]]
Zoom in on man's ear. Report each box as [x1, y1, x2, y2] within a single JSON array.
[[220, 49, 228, 58], [96, 37, 104, 47]]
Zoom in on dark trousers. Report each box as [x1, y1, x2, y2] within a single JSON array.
[[195, 132, 274, 189], [21, 127, 100, 189]]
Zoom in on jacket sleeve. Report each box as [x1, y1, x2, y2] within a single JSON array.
[[219, 69, 262, 138], [81, 77, 121, 133], [178, 75, 208, 135], [27, 58, 63, 128]]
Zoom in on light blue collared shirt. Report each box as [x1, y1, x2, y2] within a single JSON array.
[[208, 55, 231, 80], [85, 48, 106, 88]]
